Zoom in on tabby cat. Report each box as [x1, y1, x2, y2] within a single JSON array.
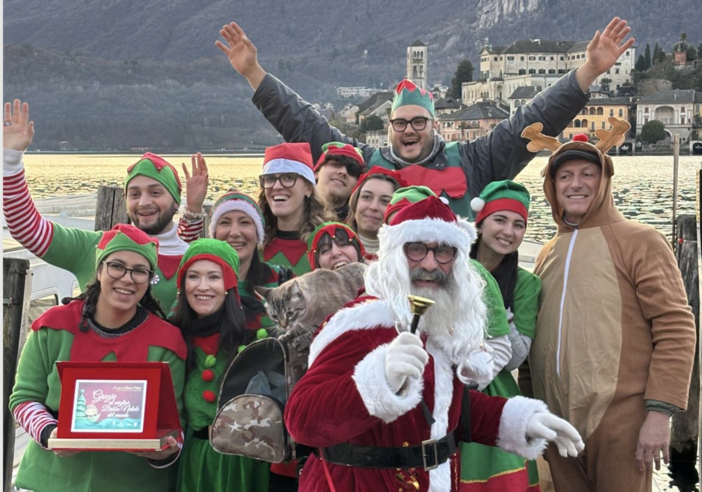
[[254, 262, 366, 350]]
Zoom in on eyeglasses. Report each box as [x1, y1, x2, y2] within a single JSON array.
[[390, 117, 432, 132], [404, 242, 457, 264], [102, 261, 153, 284], [259, 173, 299, 189]]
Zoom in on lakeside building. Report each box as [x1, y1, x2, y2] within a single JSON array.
[[365, 129, 389, 147], [463, 38, 635, 106], [566, 97, 634, 141], [637, 90, 700, 142], [336, 87, 384, 98], [438, 101, 509, 142], [434, 97, 464, 116]]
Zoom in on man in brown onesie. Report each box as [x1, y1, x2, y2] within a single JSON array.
[[520, 128, 696, 492]]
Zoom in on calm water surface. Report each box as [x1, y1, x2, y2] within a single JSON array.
[[24, 154, 702, 244]]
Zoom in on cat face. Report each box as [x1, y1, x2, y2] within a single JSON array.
[[254, 281, 308, 330]]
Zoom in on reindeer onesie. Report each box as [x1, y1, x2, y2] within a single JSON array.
[[520, 120, 696, 492]]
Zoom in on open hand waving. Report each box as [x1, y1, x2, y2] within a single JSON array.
[[215, 22, 267, 91], [4, 99, 35, 152]]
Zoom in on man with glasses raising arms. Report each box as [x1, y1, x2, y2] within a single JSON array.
[[217, 17, 634, 218]]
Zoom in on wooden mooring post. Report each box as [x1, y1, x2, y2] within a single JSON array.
[[671, 215, 700, 477], [3, 259, 32, 492], [94, 185, 129, 231]]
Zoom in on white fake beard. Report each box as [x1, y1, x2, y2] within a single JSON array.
[[410, 279, 460, 340]]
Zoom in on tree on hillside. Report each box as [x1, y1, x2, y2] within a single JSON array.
[[687, 46, 697, 61], [600, 78, 612, 93], [359, 114, 384, 134], [641, 120, 667, 144], [450, 59, 474, 100], [698, 43, 702, 59], [644, 43, 652, 69], [655, 50, 667, 64], [653, 43, 661, 64], [635, 54, 647, 72]]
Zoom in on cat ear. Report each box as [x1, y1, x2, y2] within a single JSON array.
[[291, 280, 302, 295], [253, 286, 271, 301]]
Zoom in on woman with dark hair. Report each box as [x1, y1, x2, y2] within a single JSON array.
[[307, 222, 366, 271], [346, 166, 406, 258], [209, 189, 293, 324], [9, 224, 187, 492], [170, 238, 270, 492], [460, 180, 542, 491], [258, 142, 336, 275]]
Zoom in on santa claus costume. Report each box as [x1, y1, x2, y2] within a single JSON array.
[[284, 196, 583, 492]]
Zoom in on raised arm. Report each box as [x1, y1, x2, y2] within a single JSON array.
[[462, 17, 635, 198], [178, 152, 208, 242], [216, 21, 376, 164], [3, 100, 100, 275], [3, 100, 54, 257]]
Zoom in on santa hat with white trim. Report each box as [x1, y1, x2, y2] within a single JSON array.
[[261, 142, 316, 187], [209, 189, 265, 243], [385, 195, 473, 257]]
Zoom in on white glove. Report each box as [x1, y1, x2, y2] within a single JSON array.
[[384, 332, 429, 395], [526, 413, 585, 458], [457, 344, 494, 389]]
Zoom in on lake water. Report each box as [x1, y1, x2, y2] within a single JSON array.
[[23, 153, 702, 245]]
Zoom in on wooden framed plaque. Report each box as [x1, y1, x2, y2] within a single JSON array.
[[48, 361, 180, 451]]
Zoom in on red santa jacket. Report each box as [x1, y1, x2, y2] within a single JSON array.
[[285, 297, 549, 492]]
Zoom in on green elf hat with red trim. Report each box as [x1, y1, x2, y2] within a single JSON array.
[[384, 185, 445, 224], [314, 142, 366, 173], [125, 152, 182, 205], [391, 79, 435, 117], [306, 222, 366, 270], [176, 238, 240, 292], [470, 180, 531, 225], [262, 142, 316, 186], [209, 189, 265, 243], [96, 224, 159, 271], [349, 166, 408, 201]]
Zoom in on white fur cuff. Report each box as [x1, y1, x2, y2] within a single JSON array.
[[496, 396, 549, 460], [352, 344, 424, 424]]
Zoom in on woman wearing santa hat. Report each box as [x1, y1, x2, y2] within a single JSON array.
[[258, 142, 336, 275]]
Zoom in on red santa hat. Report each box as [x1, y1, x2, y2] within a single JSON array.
[[262, 142, 316, 186], [383, 196, 476, 257]]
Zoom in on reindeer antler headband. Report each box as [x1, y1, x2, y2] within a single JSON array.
[[521, 116, 631, 177], [521, 116, 630, 154]]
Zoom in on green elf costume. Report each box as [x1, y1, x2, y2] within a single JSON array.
[[460, 180, 542, 491], [9, 224, 188, 492], [208, 189, 293, 329], [306, 222, 366, 270], [173, 239, 271, 492], [260, 142, 318, 276], [251, 68, 589, 219]]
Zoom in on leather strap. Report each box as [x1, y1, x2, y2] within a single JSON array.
[[320, 429, 457, 470]]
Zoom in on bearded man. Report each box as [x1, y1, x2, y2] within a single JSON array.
[[217, 18, 634, 219], [284, 196, 584, 492]]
